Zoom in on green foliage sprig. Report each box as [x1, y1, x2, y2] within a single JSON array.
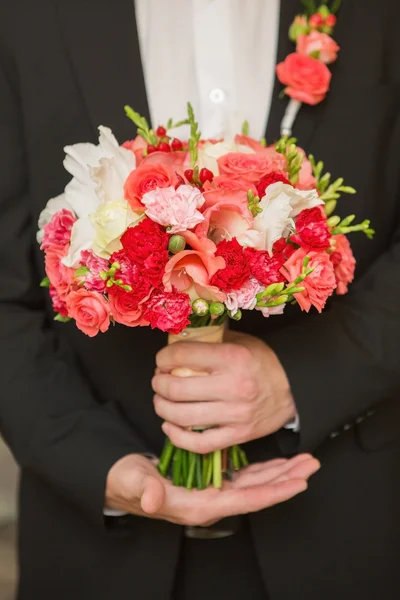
[[124, 105, 158, 145], [276, 135, 303, 185], [187, 102, 201, 167]]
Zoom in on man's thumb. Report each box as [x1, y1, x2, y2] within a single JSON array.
[[140, 475, 165, 515]]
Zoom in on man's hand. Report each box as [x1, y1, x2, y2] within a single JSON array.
[[105, 453, 320, 526], [152, 331, 296, 454]]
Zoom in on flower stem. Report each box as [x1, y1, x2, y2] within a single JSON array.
[[231, 445, 240, 471], [196, 454, 203, 490], [158, 438, 174, 477], [172, 448, 182, 486], [238, 447, 249, 467], [202, 454, 210, 488], [182, 449, 188, 483], [186, 452, 196, 490], [213, 450, 222, 488]]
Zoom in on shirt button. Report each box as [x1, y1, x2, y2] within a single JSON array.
[[209, 88, 226, 104]]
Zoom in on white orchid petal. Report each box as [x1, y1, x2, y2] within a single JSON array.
[[62, 217, 96, 267]]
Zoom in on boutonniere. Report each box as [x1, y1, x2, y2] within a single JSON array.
[[277, 1, 341, 136]]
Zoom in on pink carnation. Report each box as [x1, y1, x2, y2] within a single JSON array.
[[330, 234, 356, 295], [142, 185, 205, 233], [78, 250, 109, 292], [66, 289, 110, 337], [41, 209, 76, 250], [143, 288, 192, 335], [296, 31, 339, 65], [49, 285, 68, 317], [281, 247, 336, 313], [225, 277, 264, 316]]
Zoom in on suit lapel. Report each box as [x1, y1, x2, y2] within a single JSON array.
[[53, 0, 150, 144], [266, 0, 327, 148]]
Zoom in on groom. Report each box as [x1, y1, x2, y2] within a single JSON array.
[[1, 0, 400, 599]]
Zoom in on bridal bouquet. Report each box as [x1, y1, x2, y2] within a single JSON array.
[[37, 103, 372, 489]]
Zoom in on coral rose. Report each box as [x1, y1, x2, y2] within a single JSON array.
[[196, 188, 253, 244], [330, 234, 356, 295], [66, 289, 110, 337], [163, 233, 226, 302], [276, 52, 331, 105], [124, 163, 177, 211], [108, 285, 148, 327], [281, 247, 336, 312], [218, 150, 287, 184], [296, 32, 339, 65]]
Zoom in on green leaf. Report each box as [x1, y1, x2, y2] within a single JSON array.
[[74, 266, 89, 277], [124, 105, 149, 132], [260, 137, 267, 148], [166, 118, 173, 129], [330, 0, 342, 14], [301, 0, 316, 15], [309, 50, 321, 59], [241, 120, 249, 136], [54, 313, 71, 323], [40, 276, 50, 288]]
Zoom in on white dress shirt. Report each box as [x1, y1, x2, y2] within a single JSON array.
[[135, 0, 280, 140]]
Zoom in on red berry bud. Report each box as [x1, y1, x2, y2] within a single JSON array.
[[325, 14, 337, 27], [184, 169, 194, 182], [156, 126, 167, 137], [199, 168, 214, 184], [158, 142, 171, 153], [147, 145, 157, 154], [171, 138, 183, 151], [309, 13, 324, 28]]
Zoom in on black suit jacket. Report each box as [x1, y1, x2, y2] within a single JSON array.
[[1, 1, 400, 598]]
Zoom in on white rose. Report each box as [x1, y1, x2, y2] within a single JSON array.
[[91, 201, 142, 257]]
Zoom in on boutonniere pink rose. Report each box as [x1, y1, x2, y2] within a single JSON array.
[[276, 53, 331, 105]]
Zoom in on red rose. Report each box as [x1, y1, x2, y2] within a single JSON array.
[[256, 172, 290, 198], [143, 288, 192, 335], [210, 238, 251, 292], [276, 52, 331, 105], [124, 163, 175, 210], [292, 206, 331, 250], [244, 247, 286, 286], [330, 234, 356, 295]]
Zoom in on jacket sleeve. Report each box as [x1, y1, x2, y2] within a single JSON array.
[[268, 222, 400, 453], [0, 41, 150, 527]]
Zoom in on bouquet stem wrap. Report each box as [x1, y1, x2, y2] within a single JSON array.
[[157, 325, 248, 488]]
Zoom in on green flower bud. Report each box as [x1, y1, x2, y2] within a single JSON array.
[[192, 298, 209, 316], [168, 234, 186, 254], [209, 302, 225, 316], [327, 215, 341, 228], [228, 309, 242, 321], [288, 15, 309, 42], [324, 199, 337, 217]]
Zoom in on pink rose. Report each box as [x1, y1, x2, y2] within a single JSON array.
[[281, 247, 336, 313], [296, 32, 339, 65], [217, 150, 287, 184], [276, 53, 331, 105], [295, 151, 317, 190], [66, 289, 110, 337], [77, 250, 109, 292], [196, 188, 253, 244], [142, 185, 205, 233], [122, 135, 148, 165], [234, 134, 267, 153], [41, 209, 76, 250], [225, 277, 264, 316], [45, 245, 75, 300], [163, 232, 226, 302], [210, 175, 257, 195], [330, 234, 356, 295]]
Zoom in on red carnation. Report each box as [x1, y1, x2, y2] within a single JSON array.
[[210, 238, 251, 292], [143, 288, 192, 335], [292, 206, 331, 250], [273, 237, 297, 260], [108, 256, 152, 308], [120, 220, 169, 285], [244, 247, 286, 286], [256, 172, 290, 198]]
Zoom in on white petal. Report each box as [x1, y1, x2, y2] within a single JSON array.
[[288, 187, 323, 218], [62, 217, 96, 267], [64, 177, 99, 218], [254, 190, 292, 253]]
